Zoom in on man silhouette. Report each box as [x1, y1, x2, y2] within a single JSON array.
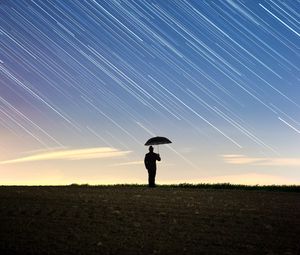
[[144, 146, 161, 187]]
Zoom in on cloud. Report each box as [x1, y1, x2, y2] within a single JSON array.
[[110, 160, 144, 167], [0, 147, 131, 164], [200, 173, 298, 185], [222, 154, 300, 167]]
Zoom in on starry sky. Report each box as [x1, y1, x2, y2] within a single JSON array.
[[0, 0, 299, 185]]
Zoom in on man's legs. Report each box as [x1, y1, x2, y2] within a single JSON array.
[[148, 168, 156, 187]]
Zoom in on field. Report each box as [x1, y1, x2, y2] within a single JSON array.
[[0, 185, 300, 255]]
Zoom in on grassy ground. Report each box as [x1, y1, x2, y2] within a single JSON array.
[[0, 185, 300, 254]]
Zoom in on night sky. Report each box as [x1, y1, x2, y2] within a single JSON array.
[[0, 0, 299, 185]]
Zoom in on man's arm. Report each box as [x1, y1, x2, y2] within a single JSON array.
[[157, 153, 161, 161], [144, 155, 149, 168]]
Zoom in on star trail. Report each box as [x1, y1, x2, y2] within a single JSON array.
[[0, 0, 299, 185]]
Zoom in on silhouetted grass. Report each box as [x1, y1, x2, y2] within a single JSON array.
[[174, 183, 300, 192], [4, 183, 299, 192], [67, 183, 300, 192]]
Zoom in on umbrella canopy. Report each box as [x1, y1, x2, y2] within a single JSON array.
[[145, 136, 172, 146]]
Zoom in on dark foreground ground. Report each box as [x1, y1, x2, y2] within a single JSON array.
[[0, 185, 300, 255]]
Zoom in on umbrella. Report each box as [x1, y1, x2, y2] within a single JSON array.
[[145, 136, 172, 145], [145, 136, 172, 153]]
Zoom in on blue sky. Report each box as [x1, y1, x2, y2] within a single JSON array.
[[0, 0, 299, 185]]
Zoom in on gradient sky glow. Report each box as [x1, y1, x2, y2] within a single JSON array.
[[0, 0, 299, 185]]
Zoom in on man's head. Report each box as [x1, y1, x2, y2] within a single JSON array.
[[149, 146, 154, 152]]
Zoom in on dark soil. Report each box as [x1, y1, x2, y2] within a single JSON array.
[[0, 186, 299, 254]]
